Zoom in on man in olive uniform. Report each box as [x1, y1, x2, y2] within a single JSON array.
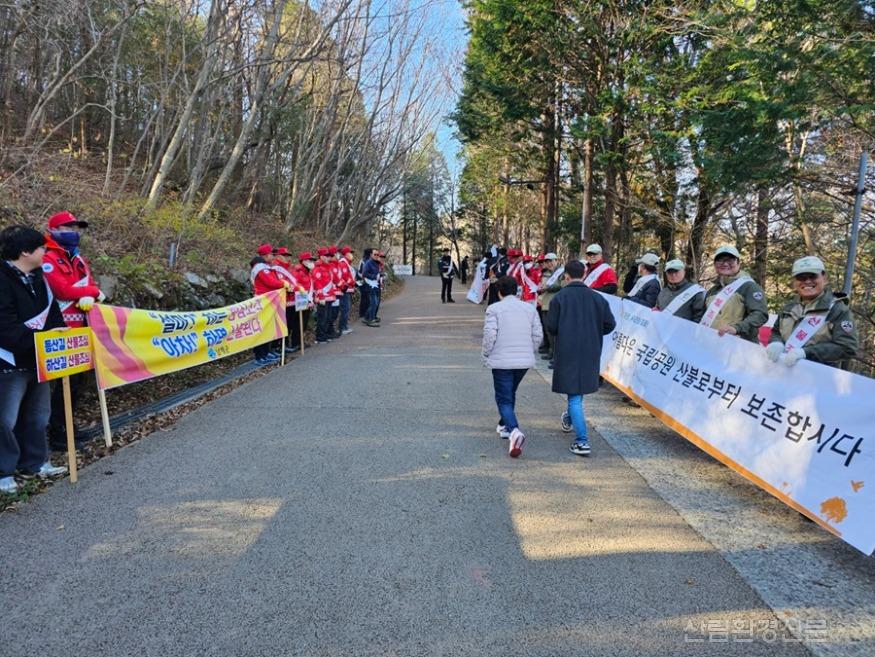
[[700, 245, 768, 342], [766, 256, 857, 368], [655, 259, 706, 322]]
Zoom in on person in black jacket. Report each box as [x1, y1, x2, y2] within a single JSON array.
[[0, 226, 68, 494], [626, 252, 661, 308], [545, 260, 616, 457]]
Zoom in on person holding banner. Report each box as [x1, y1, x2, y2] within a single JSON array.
[[42, 211, 105, 451], [272, 247, 305, 355], [487, 247, 509, 305], [582, 244, 619, 294], [545, 260, 616, 457], [766, 256, 858, 368], [655, 259, 706, 322], [626, 253, 662, 308], [250, 244, 289, 364], [465, 251, 491, 304], [701, 245, 768, 342], [0, 226, 68, 494]]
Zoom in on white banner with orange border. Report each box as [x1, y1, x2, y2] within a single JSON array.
[[598, 293, 874, 555]]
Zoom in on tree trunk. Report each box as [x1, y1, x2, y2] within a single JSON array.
[[579, 138, 593, 253], [686, 183, 712, 280], [754, 187, 770, 287]]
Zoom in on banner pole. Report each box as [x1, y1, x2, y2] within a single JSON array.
[[97, 386, 112, 447], [281, 335, 286, 367], [62, 376, 78, 484], [299, 310, 305, 355]]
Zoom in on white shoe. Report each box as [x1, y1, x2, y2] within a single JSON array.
[[342, 328, 353, 335], [508, 428, 526, 458], [33, 462, 67, 478], [495, 424, 511, 439], [0, 476, 18, 494]]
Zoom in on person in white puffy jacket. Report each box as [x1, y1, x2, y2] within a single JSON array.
[[481, 275, 543, 458]]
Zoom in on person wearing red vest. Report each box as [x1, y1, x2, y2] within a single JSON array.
[[312, 248, 338, 343], [520, 255, 540, 304], [505, 249, 524, 295], [251, 244, 289, 365], [42, 211, 105, 450], [337, 246, 358, 334], [289, 251, 316, 350], [326, 245, 345, 338], [582, 243, 619, 294], [272, 247, 306, 355]]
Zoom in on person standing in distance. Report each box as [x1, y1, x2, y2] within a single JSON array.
[[626, 252, 661, 308], [766, 256, 858, 368], [545, 260, 616, 457], [460, 255, 469, 285], [439, 247, 458, 303], [582, 243, 619, 294], [482, 275, 542, 458]]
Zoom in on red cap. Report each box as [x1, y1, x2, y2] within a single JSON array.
[[536, 253, 546, 262], [298, 251, 314, 262], [317, 247, 330, 257], [341, 246, 353, 255], [257, 243, 273, 256], [274, 246, 290, 256], [523, 254, 533, 263], [48, 211, 88, 230], [506, 248, 520, 258], [328, 245, 338, 256]]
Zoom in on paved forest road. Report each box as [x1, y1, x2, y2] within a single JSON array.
[[1, 276, 819, 657]]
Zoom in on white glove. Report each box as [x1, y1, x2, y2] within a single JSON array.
[[765, 342, 784, 362], [77, 296, 95, 311], [96, 291, 106, 303], [781, 347, 806, 368]]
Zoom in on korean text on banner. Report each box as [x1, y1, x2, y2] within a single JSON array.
[[598, 293, 875, 555], [34, 327, 95, 383], [294, 292, 309, 311], [88, 290, 288, 390]]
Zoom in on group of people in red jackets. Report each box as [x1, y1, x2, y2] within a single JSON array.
[[249, 244, 386, 365]]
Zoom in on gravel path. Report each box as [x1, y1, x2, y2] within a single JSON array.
[[1, 276, 819, 657]]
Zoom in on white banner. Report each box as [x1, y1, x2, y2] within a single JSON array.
[[392, 264, 413, 276], [598, 294, 874, 555]]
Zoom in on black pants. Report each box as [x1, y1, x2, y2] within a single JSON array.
[[461, 273, 468, 284], [487, 283, 499, 305], [328, 302, 339, 334], [441, 277, 454, 302], [359, 286, 369, 317], [315, 304, 331, 340], [538, 309, 551, 349], [49, 371, 84, 441], [254, 342, 271, 360]]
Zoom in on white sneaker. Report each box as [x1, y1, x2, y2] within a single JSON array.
[[34, 462, 68, 478], [0, 476, 18, 494], [342, 328, 353, 335], [508, 428, 526, 458], [495, 424, 511, 439]]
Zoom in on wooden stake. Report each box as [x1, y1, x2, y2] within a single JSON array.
[[97, 387, 112, 447], [299, 310, 305, 355], [62, 376, 78, 484], [281, 336, 286, 367]]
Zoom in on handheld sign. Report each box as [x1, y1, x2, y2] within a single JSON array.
[[34, 327, 96, 484], [294, 292, 310, 311]]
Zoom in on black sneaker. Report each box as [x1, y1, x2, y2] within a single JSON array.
[[570, 440, 591, 457]]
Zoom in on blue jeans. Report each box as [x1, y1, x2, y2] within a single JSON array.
[[492, 369, 527, 431], [0, 370, 50, 476], [338, 293, 351, 331], [365, 287, 380, 321], [567, 394, 588, 441]]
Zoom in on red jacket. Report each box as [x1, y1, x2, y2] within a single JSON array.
[[584, 259, 618, 291], [292, 264, 314, 307], [251, 262, 286, 296], [520, 266, 539, 303], [329, 259, 346, 293], [42, 235, 101, 327], [339, 259, 357, 291], [311, 261, 337, 304]]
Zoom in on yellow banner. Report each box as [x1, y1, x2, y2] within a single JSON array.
[[34, 327, 95, 383], [87, 290, 288, 390]]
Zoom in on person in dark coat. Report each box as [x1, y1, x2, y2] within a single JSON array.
[[626, 252, 661, 308], [545, 259, 616, 457], [460, 255, 469, 284]]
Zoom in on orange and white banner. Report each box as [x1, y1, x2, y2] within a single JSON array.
[[599, 294, 874, 555]]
